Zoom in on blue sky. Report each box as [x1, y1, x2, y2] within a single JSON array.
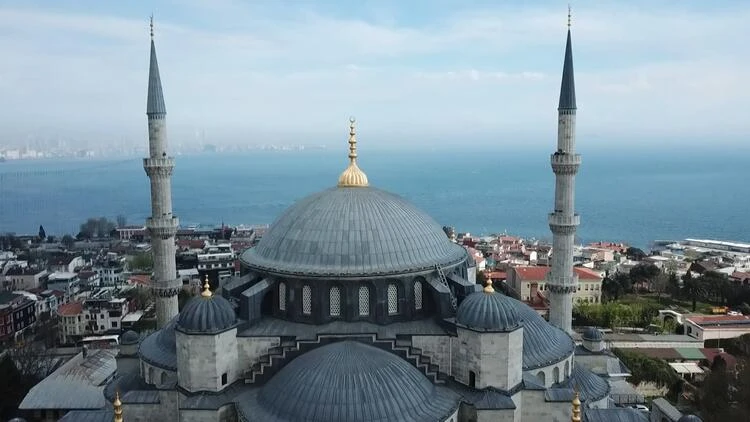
[[0, 0, 748, 148]]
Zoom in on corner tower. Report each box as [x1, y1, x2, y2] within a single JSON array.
[[144, 17, 180, 328], [547, 7, 580, 334]]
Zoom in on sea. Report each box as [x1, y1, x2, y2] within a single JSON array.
[[0, 147, 748, 250]]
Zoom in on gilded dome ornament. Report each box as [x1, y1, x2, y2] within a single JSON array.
[[337, 117, 369, 187]]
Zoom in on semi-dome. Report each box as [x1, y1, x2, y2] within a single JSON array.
[[565, 364, 611, 402], [241, 186, 467, 277], [678, 416, 703, 422], [515, 301, 575, 370], [236, 341, 460, 422], [139, 317, 178, 370], [120, 330, 140, 345], [456, 283, 523, 332], [582, 326, 603, 341], [177, 281, 236, 334]]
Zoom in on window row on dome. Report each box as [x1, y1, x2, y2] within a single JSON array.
[[276, 280, 427, 320]]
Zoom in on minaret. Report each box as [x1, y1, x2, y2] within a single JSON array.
[[144, 17, 180, 328], [547, 6, 580, 334]]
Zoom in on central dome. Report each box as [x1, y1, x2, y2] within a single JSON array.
[[236, 341, 460, 421], [241, 186, 467, 277]]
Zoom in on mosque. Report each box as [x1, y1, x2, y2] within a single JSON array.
[[59, 12, 703, 422]]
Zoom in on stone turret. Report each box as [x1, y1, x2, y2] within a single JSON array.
[[144, 17, 180, 328], [547, 8, 581, 334]]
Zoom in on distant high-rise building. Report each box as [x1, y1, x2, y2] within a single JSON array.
[[143, 18, 180, 328], [546, 11, 580, 334]]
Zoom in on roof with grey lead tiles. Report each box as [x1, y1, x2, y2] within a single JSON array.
[[138, 317, 177, 370], [234, 341, 460, 422], [19, 349, 116, 410], [456, 291, 522, 332], [558, 29, 576, 110], [557, 364, 611, 403], [58, 409, 114, 422], [241, 186, 467, 277], [514, 302, 576, 370], [583, 408, 649, 422], [238, 316, 449, 339], [147, 39, 166, 115]]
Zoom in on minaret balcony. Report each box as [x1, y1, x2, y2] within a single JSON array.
[[146, 216, 179, 239], [143, 157, 175, 177], [550, 153, 581, 175], [548, 213, 580, 231]]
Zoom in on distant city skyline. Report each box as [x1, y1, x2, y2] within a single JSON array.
[[0, 0, 748, 148]]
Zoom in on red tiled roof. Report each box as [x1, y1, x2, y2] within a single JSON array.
[[701, 349, 737, 369], [128, 275, 152, 286], [731, 271, 750, 280], [486, 271, 507, 280], [619, 348, 683, 360], [58, 302, 83, 316], [513, 266, 603, 282], [687, 314, 750, 325]]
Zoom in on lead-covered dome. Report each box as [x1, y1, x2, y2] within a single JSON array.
[[235, 341, 460, 422], [515, 301, 575, 370], [139, 317, 178, 370], [241, 186, 467, 277], [177, 284, 236, 334], [456, 288, 523, 332], [582, 327, 603, 341]]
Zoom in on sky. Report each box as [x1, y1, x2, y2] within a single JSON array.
[[0, 0, 748, 149]]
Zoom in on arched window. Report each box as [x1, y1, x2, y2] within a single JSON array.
[[553, 366, 560, 383], [279, 282, 287, 311], [564, 360, 570, 377], [537, 371, 546, 386], [387, 283, 398, 315], [414, 280, 423, 310], [358, 286, 370, 316], [329, 286, 341, 317], [302, 285, 312, 315], [160, 371, 167, 385]]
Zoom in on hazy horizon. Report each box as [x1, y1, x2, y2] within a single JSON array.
[[0, 0, 748, 148]]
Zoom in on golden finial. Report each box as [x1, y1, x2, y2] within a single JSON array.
[[483, 277, 495, 294], [113, 390, 123, 422], [567, 5, 572, 29], [201, 275, 213, 298], [149, 14, 154, 39], [337, 116, 370, 187], [571, 391, 581, 422]]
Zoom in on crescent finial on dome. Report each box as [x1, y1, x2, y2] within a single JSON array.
[[337, 117, 369, 187]]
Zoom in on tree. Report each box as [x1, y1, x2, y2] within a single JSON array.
[[602, 275, 624, 301], [629, 263, 660, 293], [626, 247, 647, 261], [130, 252, 154, 271], [698, 356, 732, 422], [78, 217, 116, 239], [61, 234, 75, 250], [116, 214, 127, 228], [682, 271, 702, 311], [38, 225, 46, 240], [667, 272, 681, 297]]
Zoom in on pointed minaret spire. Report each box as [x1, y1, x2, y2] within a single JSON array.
[[144, 16, 179, 328], [147, 15, 166, 116], [547, 7, 581, 334], [559, 6, 577, 110]]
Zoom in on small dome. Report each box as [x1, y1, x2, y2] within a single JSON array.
[[678, 416, 703, 422], [236, 341, 459, 422], [515, 304, 576, 370], [177, 291, 236, 334], [120, 330, 140, 345], [456, 291, 522, 332], [582, 327, 603, 341]]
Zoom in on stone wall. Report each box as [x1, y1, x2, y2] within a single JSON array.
[[177, 329, 239, 392], [412, 335, 452, 373], [124, 390, 179, 422], [518, 389, 571, 422], [237, 336, 280, 372]]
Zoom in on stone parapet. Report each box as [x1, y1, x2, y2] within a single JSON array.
[[147, 216, 179, 239], [143, 157, 175, 177], [550, 153, 581, 175]]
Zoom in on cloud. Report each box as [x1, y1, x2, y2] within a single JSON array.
[[0, 1, 747, 148]]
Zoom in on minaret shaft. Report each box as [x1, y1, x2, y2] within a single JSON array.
[[144, 31, 179, 328], [547, 27, 579, 334]]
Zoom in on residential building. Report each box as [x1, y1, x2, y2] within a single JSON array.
[[57, 302, 85, 344], [684, 314, 750, 342], [196, 242, 236, 285], [94, 259, 125, 286], [507, 266, 603, 305], [2, 267, 48, 291], [116, 225, 147, 241], [48, 254, 85, 273], [77, 270, 101, 288], [81, 291, 129, 334], [47, 272, 80, 298], [0, 291, 37, 342]]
